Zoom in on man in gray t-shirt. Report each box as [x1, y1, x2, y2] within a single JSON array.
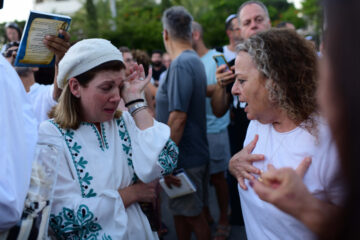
[[156, 49, 209, 169], [156, 6, 210, 239]]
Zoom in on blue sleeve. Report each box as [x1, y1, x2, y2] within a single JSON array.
[[167, 65, 193, 113]]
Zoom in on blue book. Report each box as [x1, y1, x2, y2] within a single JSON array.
[[14, 10, 71, 67]]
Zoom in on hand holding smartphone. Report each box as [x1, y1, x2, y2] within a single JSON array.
[[213, 54, 232, 71]]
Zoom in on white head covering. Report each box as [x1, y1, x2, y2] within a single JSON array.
[[57, 38, 124, 89]]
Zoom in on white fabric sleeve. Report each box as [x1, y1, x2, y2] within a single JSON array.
[[38, 122, 128, 239], [122, 112, 178, 183], [28, 84, 57, 125], [0, 56, 38, 230]]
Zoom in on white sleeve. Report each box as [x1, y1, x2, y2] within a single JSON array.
[[0, 56, 38, 230], [122, 112, 178, 183], [38, 122, 127, 239], [29, 84, 57, 124]]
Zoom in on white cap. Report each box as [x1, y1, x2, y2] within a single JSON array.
[[57, 38, 124, 89]]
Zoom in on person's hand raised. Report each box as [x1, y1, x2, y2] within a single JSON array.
[[216, 65, 235, 88], [43, 29, 71, 65], [121, 64, 152, 103], [229, 134, 265, 190]]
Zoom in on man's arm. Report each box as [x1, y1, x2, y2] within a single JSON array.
[[163, 110, 187, 187], [206, 83, 217, 97], [167, 110, 187, 145], [210, 65, 234, 117], [211, 84, 231, 117]]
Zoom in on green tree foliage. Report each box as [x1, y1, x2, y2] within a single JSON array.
[[301, 0, 322, 34], [86, 0, 99, 37], [66, 0, 305, 52]]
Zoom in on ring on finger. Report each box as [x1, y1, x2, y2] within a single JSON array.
[[139, 77, 144, 81]]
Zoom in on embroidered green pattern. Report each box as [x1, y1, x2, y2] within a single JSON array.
[[102, 234, 112, 240], [81, 122, 109, 151], [116, 116, 178, 180], [116, 118, 138, 183], [50, 120, 97, 198], [101, 123, 109, 149], [49, 204, 107, 239], [158, 139, 178, 175]]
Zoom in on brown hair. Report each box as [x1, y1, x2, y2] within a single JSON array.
[[131, 49, 151, 76], [237, 28, 318, 133], [49, 60, 125, 129]]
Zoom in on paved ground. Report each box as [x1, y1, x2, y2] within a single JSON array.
[[160, 184, 248, 240]]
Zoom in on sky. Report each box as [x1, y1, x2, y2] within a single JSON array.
[[0, 0, 304, 24]]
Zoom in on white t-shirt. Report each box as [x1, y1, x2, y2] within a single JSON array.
[[223, 45, 236, 62], [28, 83, 57, 125], [239, 118, 343, 240]]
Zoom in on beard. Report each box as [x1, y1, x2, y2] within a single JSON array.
[[152, 61, 162, 67]]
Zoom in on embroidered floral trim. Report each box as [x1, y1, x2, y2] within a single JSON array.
[[49, 204, 107, 239], [50, 120, 97, 198], [158, 139, 178, 175], [101, 123, 109, 149], [116, 118, 138, 183], [81, 122, 109, 151], [116, 117, 178, 180]]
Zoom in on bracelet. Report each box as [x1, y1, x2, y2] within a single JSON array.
[[128, 102, 148, 115], [131, 106, 148, 116], [125, 98, 144, 107]]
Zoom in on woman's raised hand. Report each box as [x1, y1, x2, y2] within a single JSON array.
[[121, 64, 152, 103], [229, 134, 265, 190]]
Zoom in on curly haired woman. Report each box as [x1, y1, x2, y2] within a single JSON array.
[[228, 29, 343, 240]]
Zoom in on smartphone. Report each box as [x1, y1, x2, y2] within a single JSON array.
[[213, 54, 231, 70]]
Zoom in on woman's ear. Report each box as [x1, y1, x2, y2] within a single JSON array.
[[68, 78, 81, 98]]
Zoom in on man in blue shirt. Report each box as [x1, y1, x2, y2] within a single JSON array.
[[156, 6, 210, 240]]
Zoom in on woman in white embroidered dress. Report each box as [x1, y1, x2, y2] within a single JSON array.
[[228, 29, 343, 240], [38, 39, 178, 239]]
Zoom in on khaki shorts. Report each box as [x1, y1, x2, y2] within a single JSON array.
[[168, 164, 209, 217]]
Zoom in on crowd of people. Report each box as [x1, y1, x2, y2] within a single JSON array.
[[1, 0, 360, 239]]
